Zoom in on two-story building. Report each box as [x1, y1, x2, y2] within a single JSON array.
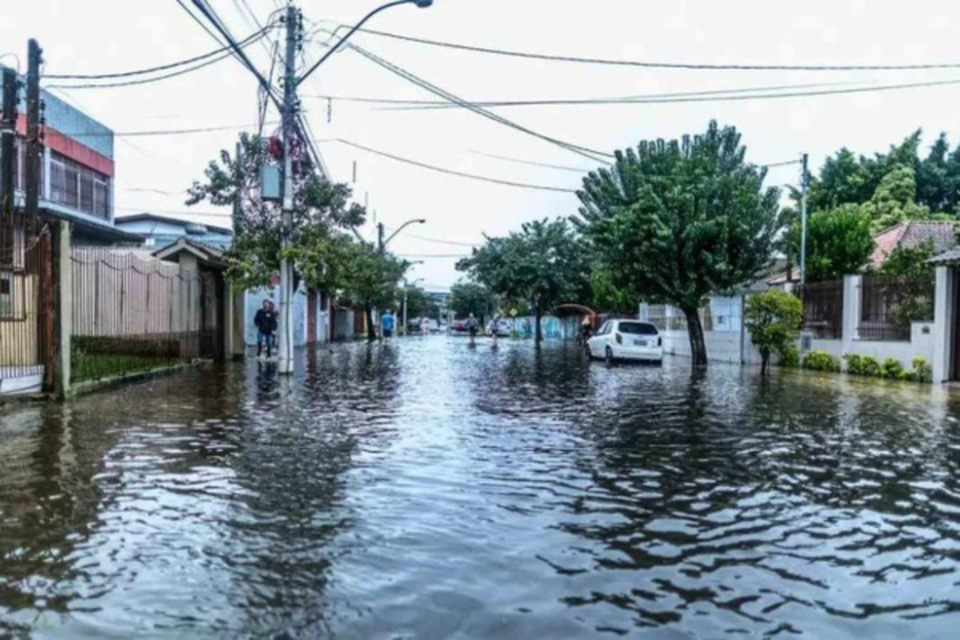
[[1, 74, 142, 245]]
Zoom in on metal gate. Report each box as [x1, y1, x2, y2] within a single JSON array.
[[0, 209, 53, 394]]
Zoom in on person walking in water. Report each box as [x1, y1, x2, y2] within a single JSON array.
[[490, 312, 502, 349], [254, 299, 279, 358], [381, 309, 396, 341], [465, 313, 480, 347]]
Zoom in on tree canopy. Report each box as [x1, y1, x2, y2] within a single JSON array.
[[457, 218, 589, 343], [575, 121, 780, 364], [797, 205, 875, 283], [187, 132, 366, 291], [449, 282, 493, 323]]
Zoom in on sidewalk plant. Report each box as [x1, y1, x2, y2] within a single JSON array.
[[802, 350, 842, 373], [745, 290, 803, 375]]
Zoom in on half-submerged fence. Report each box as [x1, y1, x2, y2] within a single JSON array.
[[70, 248, 222, 383]]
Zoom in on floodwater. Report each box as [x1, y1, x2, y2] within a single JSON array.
[[1, 338, 959, 639]]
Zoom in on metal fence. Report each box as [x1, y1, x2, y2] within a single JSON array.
[[0, 210, 53, 388], [70, 248, 222, 383], [859, 273, 935, 342], [799, 280, 844, 340]]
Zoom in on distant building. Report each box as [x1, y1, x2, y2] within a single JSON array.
[[114, 213, 233, 249]]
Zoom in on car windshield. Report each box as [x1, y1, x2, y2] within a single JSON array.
[[618, 322, 658, 336]]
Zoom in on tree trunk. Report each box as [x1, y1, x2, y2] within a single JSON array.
[[684, 307, 708, 366], [534, 304, 543, 346], [760, 350, 770, 376], [365, 306, 376, 342]]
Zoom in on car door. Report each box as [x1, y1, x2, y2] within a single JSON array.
[[590, 321, 612, 356]]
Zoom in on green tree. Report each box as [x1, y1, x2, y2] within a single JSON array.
[[402, 286, 430, 322], [860, 164, 930, 232], [879, 240, 937, 277], [449, 282, 493, 323], [187, 132, 365, 291], [575, 121, 780, 365], [336, 242, 408, 341], [457, 218, 589, 344], [745, 290, 803, 375], [796, 205, 874, 282]]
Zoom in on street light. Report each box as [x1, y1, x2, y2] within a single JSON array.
[[299, 0, 433, 86], [378, 218, 426, 253]]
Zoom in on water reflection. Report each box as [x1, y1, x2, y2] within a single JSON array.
[[0, 340, 958, 638]]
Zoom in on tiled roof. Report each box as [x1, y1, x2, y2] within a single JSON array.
[[870, 221, 957, 268], [768, 221, 958, 284]]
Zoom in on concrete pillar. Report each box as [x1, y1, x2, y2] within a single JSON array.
[[229, 284, 245, 360], [842, 275, 861, 351], [933, 266, 953, 384], [53, 220, 71, 397]]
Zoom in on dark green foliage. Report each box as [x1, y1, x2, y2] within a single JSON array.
[[881, 358, 905, 379], [879, 240, 937, 277], [745, 290, 803, 375], [187, 132, 366, 291], [449, 282, 494, 323], [574, 121, 780, 364], [913, 357, 932, 383], [802, 350, 841, 373], [457, 218, 589, 344], [797, 205, 874, 282], [808, 130, 960, 215]]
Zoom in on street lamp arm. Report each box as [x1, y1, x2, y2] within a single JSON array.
[[384, 218, 427, 248], [298, 0, 428, 86]]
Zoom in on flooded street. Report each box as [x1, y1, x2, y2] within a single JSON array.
[[1, 337, 959, 638]]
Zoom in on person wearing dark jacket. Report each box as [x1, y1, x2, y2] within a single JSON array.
[[254, 299, 279, 357]]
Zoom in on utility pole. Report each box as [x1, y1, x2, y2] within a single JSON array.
[[799, 153, 809, 286], [278, 6, 299, 375], [25, 39, 43, 219], [1, 67, 17, 217], [377, 222, 385, 254]]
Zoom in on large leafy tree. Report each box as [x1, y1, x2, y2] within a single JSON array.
[[795, 205, 874, 282], [457, 218, 589, 344], [335, 242, 408, 341], [575, 121, 780, 365], [187, 132, 366, 291], [449, 282, 493, 324]]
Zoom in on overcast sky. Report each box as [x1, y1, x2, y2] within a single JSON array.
[[4, 1, 960, 288]]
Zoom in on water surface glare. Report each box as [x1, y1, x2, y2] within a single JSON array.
[[1, 338, 959, 638]]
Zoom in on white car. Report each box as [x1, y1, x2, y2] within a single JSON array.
[[588, 319, 664, 364]]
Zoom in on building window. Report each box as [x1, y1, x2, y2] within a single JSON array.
[[48, 151, 110, 219], [0, 273, 24, 320]]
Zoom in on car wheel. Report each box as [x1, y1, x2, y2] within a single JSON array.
[[605, 346, 614, 365]]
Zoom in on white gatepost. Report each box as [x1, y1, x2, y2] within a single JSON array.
[[933, 266, 953, 384], [842, 275, 862, 352]]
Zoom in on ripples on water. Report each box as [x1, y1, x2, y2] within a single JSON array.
[[1, 339, 959, 638]]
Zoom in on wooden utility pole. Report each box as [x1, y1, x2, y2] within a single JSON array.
[[1, 67, 17, 216], [25, 39, 42, 219]]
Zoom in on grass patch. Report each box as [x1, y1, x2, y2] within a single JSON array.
[[71, 352, 179, 384]]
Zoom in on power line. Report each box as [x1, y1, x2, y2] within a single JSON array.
[[45, 26, 272, 80], [335, 138, 579, 194], [404, 232, 480, 248], [56, 121, 276, 138], [45, 29, 271, 90], [337, 38, 613, 163], [397, 253, 471, 259], [354, 26, 960, 72], [307, 77, 960, 111]]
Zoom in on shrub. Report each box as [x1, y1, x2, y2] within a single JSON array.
[[912, 357, 932, 383], [745, 290, 803, 375], [881, 358, 905, 379], [861, 356, 882, 377], [844, 354, 865, 376], [802, 350, 841, 372], [780, 346, 800, 369]]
